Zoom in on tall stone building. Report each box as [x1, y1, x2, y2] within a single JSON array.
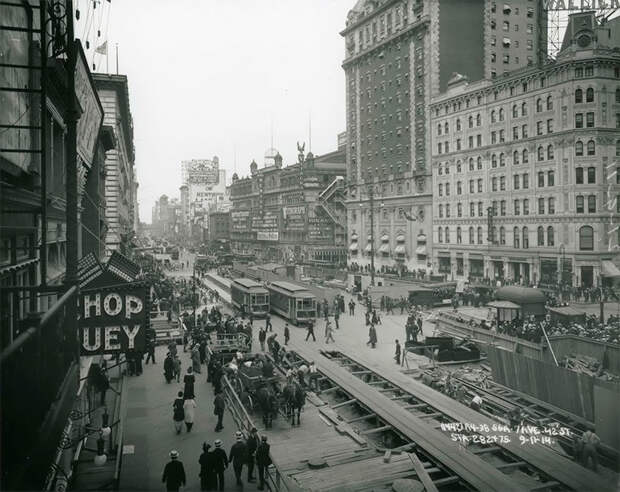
[[342, 0, 547, 274], [430, 11, 620, 287], [93, 74, 137, 257]]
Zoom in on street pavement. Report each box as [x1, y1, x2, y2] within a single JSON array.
[[120, 342, 262, 492]]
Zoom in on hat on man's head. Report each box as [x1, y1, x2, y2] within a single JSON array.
[[236, 431, 243, 440], [170, 450, 179, 459], [251, 427, 258, 433], [261, 435, 268, 441], [215, 439, 222, 448]]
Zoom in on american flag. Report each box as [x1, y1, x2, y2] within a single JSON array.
[[106, 251, 141, 282]]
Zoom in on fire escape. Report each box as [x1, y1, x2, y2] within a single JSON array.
[[316, 175, 346, 229]]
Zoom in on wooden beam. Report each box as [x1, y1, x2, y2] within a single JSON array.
[[408, 452, 439, 492], [360, 424, 392, 435], [379, 387, 398, 393], [472, 446, 501, 455], [419, 412, 443, 419], [320, 386, 340, 394], [403, 403, 428, 410], [331, 398, 357, 410], [351, 370, 373, 375], [391, 395, 411, 401], [496, 461, 526, 471], [346, 413, 377, 424]]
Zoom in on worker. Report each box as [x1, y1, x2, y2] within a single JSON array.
[[394, 340, 401, 365], [581, 430, 601, 471], [470, 394, 483, 412]]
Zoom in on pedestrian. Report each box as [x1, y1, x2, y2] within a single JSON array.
[[246, 427, 259, 483], [211, 439, 228, 491], [162, 450, 186, 492], [256, 435, 272, 491], [334, 310, 340, 329], [229, 431, 247, 486], [173, 354, 182, 382], [258, 327, 267, 351], [367, 324, 377, 349], [96, 367, 110, 406], [265, 313, 272, 332], [325, 321, 335, 344], [145, 340, 156, 364], [192, 344, 201, 374], [183, 396, 197, 432], [183, 367, 195, 399], [470, 394, 483, 411], [284, 323, 290, 345], [581, 430, 600, 471], [305, 320, 316, 342], [199, 443, 214, 491], [214, 390, 225, 432], [164, 353, 174, 383], [308, 361, 320, 393], [172, 391, 185, 434], [394, 339, 401, 365], [168, 341, 178, 358]]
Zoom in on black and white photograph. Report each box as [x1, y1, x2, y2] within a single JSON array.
[[1, 0, 620, 491]]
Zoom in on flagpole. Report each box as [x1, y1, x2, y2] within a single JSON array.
[[106, 46, 109, 74], [115, 43, 119, 75]]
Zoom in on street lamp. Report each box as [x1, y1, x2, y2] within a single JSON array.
[[558, 244, 566, 301], [361, 186, 377, 286]]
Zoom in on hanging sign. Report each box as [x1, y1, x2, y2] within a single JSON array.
[[79, 285, 148, 354]]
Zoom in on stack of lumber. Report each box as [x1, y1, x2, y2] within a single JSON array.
[[561, 354, 619, 381]]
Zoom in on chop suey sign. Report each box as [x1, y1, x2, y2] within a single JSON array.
[[79, 286, 147, 354]]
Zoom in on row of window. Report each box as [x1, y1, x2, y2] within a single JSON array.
[[436, 225, 595, 251]]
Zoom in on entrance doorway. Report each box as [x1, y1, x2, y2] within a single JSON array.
[[581, 266, 593, 287]]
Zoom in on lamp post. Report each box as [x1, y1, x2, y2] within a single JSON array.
[[558, 244, 565, 302], [360, 186, 377, 286], [192, 262, 197, 331]]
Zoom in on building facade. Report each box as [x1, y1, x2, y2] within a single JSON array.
[[430, 11, 620, 288], [342, 0, 547, 274], [93, 74, 137, 258], [208, 210, 231, 243], [228, 144, 347, 265]]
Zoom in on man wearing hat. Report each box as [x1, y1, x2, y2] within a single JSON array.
[[246, 427, 259, 483], [211, 439, 228, 491], [256, 435, 272, 491], [229, 431, 248, 486], [161, 450, 186, 492]]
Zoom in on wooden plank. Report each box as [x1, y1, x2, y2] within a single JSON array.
[[408, 452, 439, 492], [331, 398, 357, 409], [346, 413, 376, 424], [359, 424, 391, 435]]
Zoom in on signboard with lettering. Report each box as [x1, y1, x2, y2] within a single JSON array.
[[282, 205, 307, 231], [75, 41, 103, 168], [79, 284, 148, 354], [231, 211, 251, 232], [257, 231, 279, 241], [543, 0, 619, 10], [308, 217, 334, 242]]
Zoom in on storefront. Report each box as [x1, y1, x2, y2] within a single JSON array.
[[540, 258, 558, 285], [469, 256, 484, 279], [491, 259, 504, 280], [438, 252, 451, 275]]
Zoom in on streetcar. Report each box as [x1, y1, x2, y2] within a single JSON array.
[[230, 278, 270, 317], [267, 281, 316, 325]]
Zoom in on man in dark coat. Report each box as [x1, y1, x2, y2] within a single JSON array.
[[246, 427, 259, 482], [229, 431, 248, 486], [256, 435, 272, 491], [258, 327, 267, 351], [162, 450, 186, 492], [394, 339, 401, 365], [214, 390, 225, 432], [211, 439, 228, 491], [305, 320, 316, 342]]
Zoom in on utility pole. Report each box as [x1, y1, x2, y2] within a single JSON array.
[[369, 186, 375, 286], [192, 262, 197, 331]]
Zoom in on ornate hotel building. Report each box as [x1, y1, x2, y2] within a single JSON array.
[[430, 11, 620, 287], [342, 0, 547, 273]]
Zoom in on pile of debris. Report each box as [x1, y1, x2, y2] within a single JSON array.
[[560, 354, 620, 382]]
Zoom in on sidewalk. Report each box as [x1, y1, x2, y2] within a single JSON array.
[[119, 344, 261, 491]]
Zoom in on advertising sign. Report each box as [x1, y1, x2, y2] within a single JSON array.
[[308, 217, 334, 242], [79, 285, 148, 355], [257, 231, 279, 241], [282, 205, 307, 231], [543, 0, 619, 10], [231, 211, 251, 232], [75, 41, 103, 168]]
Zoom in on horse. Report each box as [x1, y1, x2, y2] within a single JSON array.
[[255, 384, 278, 429], [282, 381, 305, 426]]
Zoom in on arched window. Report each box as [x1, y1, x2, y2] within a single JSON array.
[[476, 113, 481, 126], [437, 123, 442, 135], [521, 102, 527, 116], [547, 144, 554, 160], [538, 146, 544, 161], [513, 150, 520, 164], [469, 226, 474, 244], [522, 149, 529, 163], [438, 227, 443, 243], [547, 226, 554, 246], [522, 227, 529, 249], [512, 105, 518, 118], [491, 226, 497, 244], [477, 226, 483, 244], [438, 204, 443, 217], [500, 226, 506, 245], [445, 227, 450, 243], [499, 108, 505, 121], [444, 122, 449, 134], [469, 158, 474, 171], [438, 183, 443, 196], [468, 115, 473, 128], [576, 195, 585, 213], [575, 140, 583, 156], [477, 156, 482, 169], [575, 88, 583, 103], [537, 226, 545, 246], [445, 164, 450, 175], [586, 87, 594, 102], [546, 95, 553, 110], [500, 153, 506, 166], [579, 225, 593, 250], [457, 227, 462, 244], [536, 98, 542, 112], [456, 160, 462, 173], [492, 154, 497, 167], [588, 195, 596, 213], [513, 226, 520, 248], [491, 110, 496, 123], [438, 165, 443, 175], [587, 139, 595, 156], [456, 118, 461, 131]]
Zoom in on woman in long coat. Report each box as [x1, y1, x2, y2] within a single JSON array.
[[183, 367, 195, 399], [199, 443, 215, 490], [191, 344, 201, 374], [368, 324, 377, 349]]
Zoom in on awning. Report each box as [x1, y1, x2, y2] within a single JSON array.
[[487, 300, 521, 309], [364, 244, 372, 252], [380, 234, 389, 242], [379, 244, 390, 253], [396, 235, 405, 243], [602, 260, 620, 278], [415, 245, 427, 255], [417, 234, 427, 243], [349, 243, 358, 251], [0, 258, 39, 276], [395, 245, 406, 255]]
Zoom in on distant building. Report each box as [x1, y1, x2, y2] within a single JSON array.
[[429, 11, 620, 287], [228, 140, 347, 265], [208, 210, 231, 243]]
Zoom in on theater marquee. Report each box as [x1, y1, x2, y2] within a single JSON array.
[[79, 285, 148, 355]]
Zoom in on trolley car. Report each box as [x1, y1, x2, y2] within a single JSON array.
[[230, 278, 270, 317], [267, 281, 316, 325]]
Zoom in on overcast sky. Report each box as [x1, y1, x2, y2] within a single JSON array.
[[76, 0, 351, 222]]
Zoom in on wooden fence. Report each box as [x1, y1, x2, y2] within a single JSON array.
[[547, 335, 620, 375]]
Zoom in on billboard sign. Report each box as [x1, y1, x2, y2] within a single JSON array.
[[543, 0, 619, 10], [79, 284, 148, 354]]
